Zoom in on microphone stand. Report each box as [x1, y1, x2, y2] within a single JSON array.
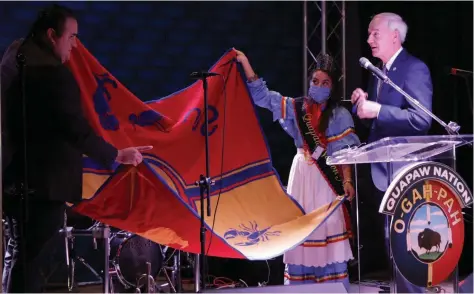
[[377, 74, 462, 135], [190, 72, 215, 293]]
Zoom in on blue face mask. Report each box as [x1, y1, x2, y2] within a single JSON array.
[[308, 85, 331, 104]]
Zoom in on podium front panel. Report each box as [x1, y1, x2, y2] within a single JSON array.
[[326, 135, 473, 293]]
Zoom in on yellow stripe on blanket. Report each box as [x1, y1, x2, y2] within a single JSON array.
[[194, 175, 346, 260]]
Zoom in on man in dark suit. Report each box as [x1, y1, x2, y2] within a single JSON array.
[[2, 5, 152, 292], [351, 12, 433, 293]]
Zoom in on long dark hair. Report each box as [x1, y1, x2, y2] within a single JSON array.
[[308, 69, 342, 133]]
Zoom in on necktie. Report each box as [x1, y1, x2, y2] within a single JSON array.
[[377, 66, 387, 100]]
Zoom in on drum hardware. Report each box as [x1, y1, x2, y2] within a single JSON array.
[[146, 247, 195, 293], [156, 249, 182, 293], [171, 251, 182, 293], [60, 216, 112, 293], [134, 262, 157, 293], [154, 263, 174, 293], [108, 231, 164, 292], [108, 232, 185, 293], [60, 211, 194, 294], [145, 262, 154, 293]]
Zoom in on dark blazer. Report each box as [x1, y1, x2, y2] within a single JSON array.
[[366, 48, 433, 191], [4, 38, 117, 203]]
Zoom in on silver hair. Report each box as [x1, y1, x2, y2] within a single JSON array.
[[374, 12, 408, 44]]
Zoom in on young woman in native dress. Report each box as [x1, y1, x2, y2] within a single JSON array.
[[235, 49, 360, 289]]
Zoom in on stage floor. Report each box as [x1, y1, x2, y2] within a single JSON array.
[[48, 280, 387, 293]]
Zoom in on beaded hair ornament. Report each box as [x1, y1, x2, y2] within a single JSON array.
[[312, 52, 335, 73]]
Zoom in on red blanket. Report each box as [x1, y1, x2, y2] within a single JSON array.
[[67, 40, 346, 260]]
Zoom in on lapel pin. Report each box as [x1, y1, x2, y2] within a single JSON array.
[[393, 67, 397, 71]]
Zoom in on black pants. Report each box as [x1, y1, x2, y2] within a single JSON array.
[[2, 195, 65, 293]]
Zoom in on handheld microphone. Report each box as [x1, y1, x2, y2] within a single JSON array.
[[190, 71, 220, 79], [359, 57, 388, 81]]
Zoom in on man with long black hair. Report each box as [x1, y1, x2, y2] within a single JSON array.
[[1, 4, 151, 292]]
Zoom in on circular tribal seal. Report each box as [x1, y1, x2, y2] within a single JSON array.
[[380, 161, 472, 287]]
